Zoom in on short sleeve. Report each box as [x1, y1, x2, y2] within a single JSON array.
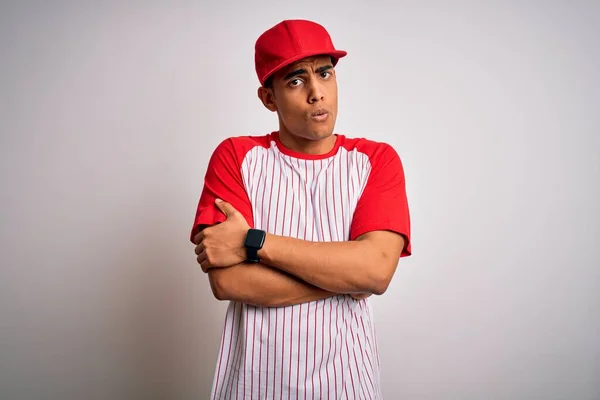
[[189, 138, 254, 243], [350, 144, 411, 257]]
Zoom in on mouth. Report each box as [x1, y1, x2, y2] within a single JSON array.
[[310, 109, 329, 122]]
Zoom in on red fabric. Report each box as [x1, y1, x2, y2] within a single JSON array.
[[347, 140, 412, 257], [255, 19, 347, 85], [191, 133, 411, 257], [189, 137, 261, 243]]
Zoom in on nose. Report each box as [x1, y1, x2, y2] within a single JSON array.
[[308, 79, 324, 104]]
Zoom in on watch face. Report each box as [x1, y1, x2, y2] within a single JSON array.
[[245, 229, 265, 249]]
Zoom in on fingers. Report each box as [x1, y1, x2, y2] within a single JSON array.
[[196, 248, 205, 263], [200, 260, 210, 273], [215, 198, 238, 218], [196, 249, 209, 272], [196, 247, 215, 273], [193, 230, 204, 245], [194, 230, 212, 272]]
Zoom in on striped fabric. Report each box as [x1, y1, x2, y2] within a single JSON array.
[[192, 131, 411, 399]]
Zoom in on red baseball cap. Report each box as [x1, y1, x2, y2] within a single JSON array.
[[254, 19, 347, 86]]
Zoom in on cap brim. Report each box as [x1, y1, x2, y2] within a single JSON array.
[[260, 50, 347, 85]]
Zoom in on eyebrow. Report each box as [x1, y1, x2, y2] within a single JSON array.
[[283, 64, 333, 81]]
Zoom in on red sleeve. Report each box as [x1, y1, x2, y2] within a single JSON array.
[[189, 138, 255, 243], [350, 143, 412, 257]]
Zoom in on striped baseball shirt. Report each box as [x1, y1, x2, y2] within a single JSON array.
[[191, 131, 411, 399]]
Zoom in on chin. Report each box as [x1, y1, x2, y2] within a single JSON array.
[[285, 121, 335, 142], [307, 125, 335, 140]]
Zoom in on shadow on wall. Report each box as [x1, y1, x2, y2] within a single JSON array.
[[112, 202, 226, 399], [0, 190, 226, 399]]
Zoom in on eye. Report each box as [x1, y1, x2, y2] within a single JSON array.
[[288, 78, 303, 87], [321, 71, 332, 79]]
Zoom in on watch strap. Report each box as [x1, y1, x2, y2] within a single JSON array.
[[244, 229, 266, 263], [246, 246, 260, 263]]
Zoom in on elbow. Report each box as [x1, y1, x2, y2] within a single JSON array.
[[208, 270, 230, 301], [213, 287, 228, 301], [352, 271, 390, 296], [371, 277, 391, 296], [354, 237, 401, 296], [366, 260, 397, 296]]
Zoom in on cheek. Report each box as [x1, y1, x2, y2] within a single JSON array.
[[330, 85, 338, 105], [279, 100, 306, 123]]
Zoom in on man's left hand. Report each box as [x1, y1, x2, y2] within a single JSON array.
[[194, 199, 250, 272]]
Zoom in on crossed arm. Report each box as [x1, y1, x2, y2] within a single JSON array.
[[194, 200, 405, 307], [207, 263, 336, 307]]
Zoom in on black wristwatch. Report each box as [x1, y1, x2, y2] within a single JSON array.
[[244, 229, 266, 263]]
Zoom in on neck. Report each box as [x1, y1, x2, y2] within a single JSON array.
[[277, 128, 337, 155]]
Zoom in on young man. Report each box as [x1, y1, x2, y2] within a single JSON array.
[[190, 19, 411, 399]]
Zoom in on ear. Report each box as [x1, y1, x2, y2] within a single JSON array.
[[257, 86, 278, 112]]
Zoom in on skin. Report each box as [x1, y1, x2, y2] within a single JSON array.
[[196, 200, 404, 295], [257, 55, 338, 155], [195, 55, 405, 306]]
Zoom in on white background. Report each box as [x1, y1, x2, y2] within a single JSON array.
[[1, 1, 599, 399]]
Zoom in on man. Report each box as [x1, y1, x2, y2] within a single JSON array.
[[190, 19, 411, 399]]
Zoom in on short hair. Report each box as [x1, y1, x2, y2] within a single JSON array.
[[263, 75, 273, 89]]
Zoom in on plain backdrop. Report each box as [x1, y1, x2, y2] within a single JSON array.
[[1, 1, 599, 399]]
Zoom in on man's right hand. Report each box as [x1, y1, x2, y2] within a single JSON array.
[[194, 199, 250, 272]]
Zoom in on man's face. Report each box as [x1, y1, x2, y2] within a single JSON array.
[[263, 55, 338, 142]]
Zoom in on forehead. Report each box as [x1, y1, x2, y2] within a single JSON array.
[[276, 55, 333, 77]]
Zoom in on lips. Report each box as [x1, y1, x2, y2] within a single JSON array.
[[310, 109, 329, 122]]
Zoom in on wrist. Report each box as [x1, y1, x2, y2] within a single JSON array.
[[244, 228, 266, 263], [256, 232, 273, 265]]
